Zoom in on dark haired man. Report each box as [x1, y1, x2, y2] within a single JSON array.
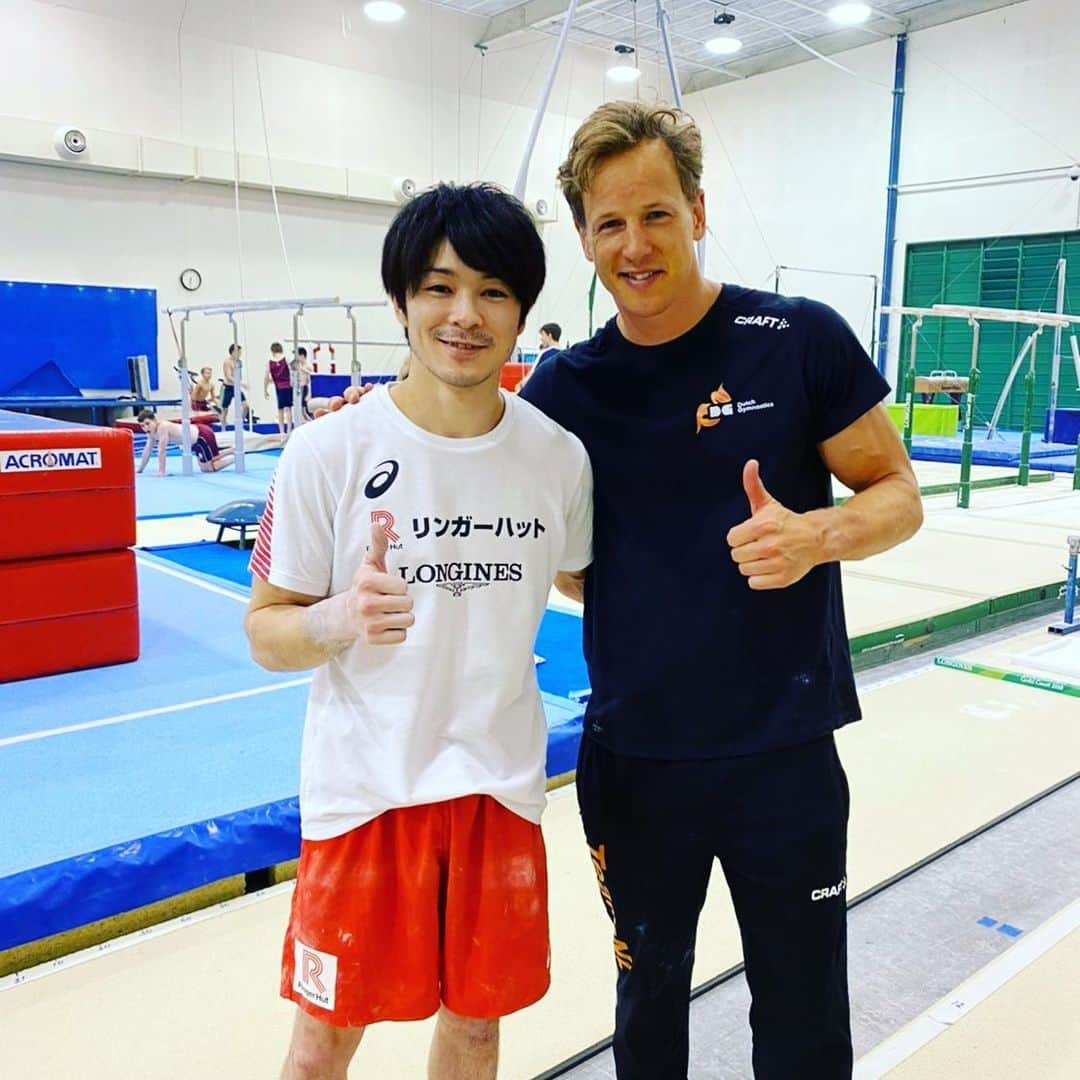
[[245, 183, 592, 1080], [221, 343, 247, 428], [264, 341, 293, 440], [537, 322, 562, 365], [136, 408, 234, 475], [296, 346, 314, 419]]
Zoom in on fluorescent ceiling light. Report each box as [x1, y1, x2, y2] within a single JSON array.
[[364, 1, 405, 23], [828, 2, 872, 26], [606, 65, 641, 83], [705, 36, 743, 56]]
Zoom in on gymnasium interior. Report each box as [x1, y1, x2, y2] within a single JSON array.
[[1, 0, 1078, 1077]]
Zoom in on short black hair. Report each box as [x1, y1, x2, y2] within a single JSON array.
[[227, 344, 237, 355], [137, 408, 156, 422], [540, 322, 561, 342], [381, 183, 545, 327], [297, 346, 307, 357]]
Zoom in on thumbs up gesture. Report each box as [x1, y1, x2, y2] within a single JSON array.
[[726, 460, 823, 590], [348, 520, 414, 644]]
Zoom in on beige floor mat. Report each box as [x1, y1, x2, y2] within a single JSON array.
[[5, 629, 1078, 1079]]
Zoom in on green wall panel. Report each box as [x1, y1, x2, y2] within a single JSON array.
[[898, 230, 1080, 431]]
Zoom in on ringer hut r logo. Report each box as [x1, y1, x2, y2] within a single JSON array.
[[293, 942, 337, 1011]]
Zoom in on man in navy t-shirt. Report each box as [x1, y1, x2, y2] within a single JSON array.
[[520, 102, 923, 1079]]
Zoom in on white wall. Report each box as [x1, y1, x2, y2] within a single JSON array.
[[0, 0, 667, 400], [687, 38, 895, 357], [687, 0, 1080, 385], [7, 0, 1077, 401]]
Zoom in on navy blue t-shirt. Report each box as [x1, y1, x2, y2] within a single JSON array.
[[520, 286, 891, 759]]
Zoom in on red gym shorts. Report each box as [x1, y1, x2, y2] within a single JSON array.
[[281, 794, 550, 1028]]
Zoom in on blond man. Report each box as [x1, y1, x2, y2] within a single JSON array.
[[519, 102, 922, 1080]]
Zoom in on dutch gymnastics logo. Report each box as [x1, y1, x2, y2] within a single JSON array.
[[0, 448, 102, 473]]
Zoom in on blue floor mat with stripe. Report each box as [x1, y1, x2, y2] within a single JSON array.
[[0, 549, 588, 951]]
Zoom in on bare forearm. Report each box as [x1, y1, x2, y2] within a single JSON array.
[[245, 594, 355, 671], [807, 474, 923, 564]]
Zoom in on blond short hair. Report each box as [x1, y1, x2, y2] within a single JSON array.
[[557, 101, 703, 229]]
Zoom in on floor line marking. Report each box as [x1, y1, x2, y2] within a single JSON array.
[[854, 897, 1080, 1078], [0, 678, 311, 749], [135, 554, 250, 601]]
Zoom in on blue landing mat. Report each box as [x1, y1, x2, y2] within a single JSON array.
[[143, 540, 590, 701], [0, 551, 588, 950], [134, 449, 279, 519], [910, 430, 1074, 468]]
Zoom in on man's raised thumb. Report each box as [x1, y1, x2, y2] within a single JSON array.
[[364, 520, 389, 573], [742, 459, 772, 514]]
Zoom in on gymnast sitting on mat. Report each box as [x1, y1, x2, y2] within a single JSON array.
[[191, 366, 221, 415], [136, 408, 235, 476]]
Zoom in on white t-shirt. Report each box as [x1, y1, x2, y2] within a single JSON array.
[[250, 385, 592, 840]]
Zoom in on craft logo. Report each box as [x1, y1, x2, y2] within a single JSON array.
[[370, 509, 401, 545], [695, 383, 775, 434], [293, 943, 337, 1011], [734, 314, 790, 330], [810, 877, 846, 902], [0, 448, 102, 473], [398, 561, 523, 596]]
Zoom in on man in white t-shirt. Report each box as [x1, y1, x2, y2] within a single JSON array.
[[245, 182, 592, 1080]]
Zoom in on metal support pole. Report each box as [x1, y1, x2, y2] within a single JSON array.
[[1049, 535, 1080, 634], [1018, 330, 1038, 485], [1068, 541, 1079, 625], [1019, 328, 1036, 481], [291, 309, 304, 432], [1047, 258, 1066, 442], [986, 330, 1038, 440], [346, 306, 361, 386], [178, 314, 193, 476], [876, 33, 908, 377], [957, 318, 980, 509], [1074, 437, 1080, 492], [512, 0, 580, 201], [902, 316, 922, 456], [229, 315, 245, 474]]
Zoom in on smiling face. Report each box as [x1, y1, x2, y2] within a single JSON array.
[[578, 138, 707, 343], [392, 239, 522, 391]]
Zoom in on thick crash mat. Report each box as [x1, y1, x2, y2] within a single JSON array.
[[0, 548, 139, 682], [0, 420, 135, 560]]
